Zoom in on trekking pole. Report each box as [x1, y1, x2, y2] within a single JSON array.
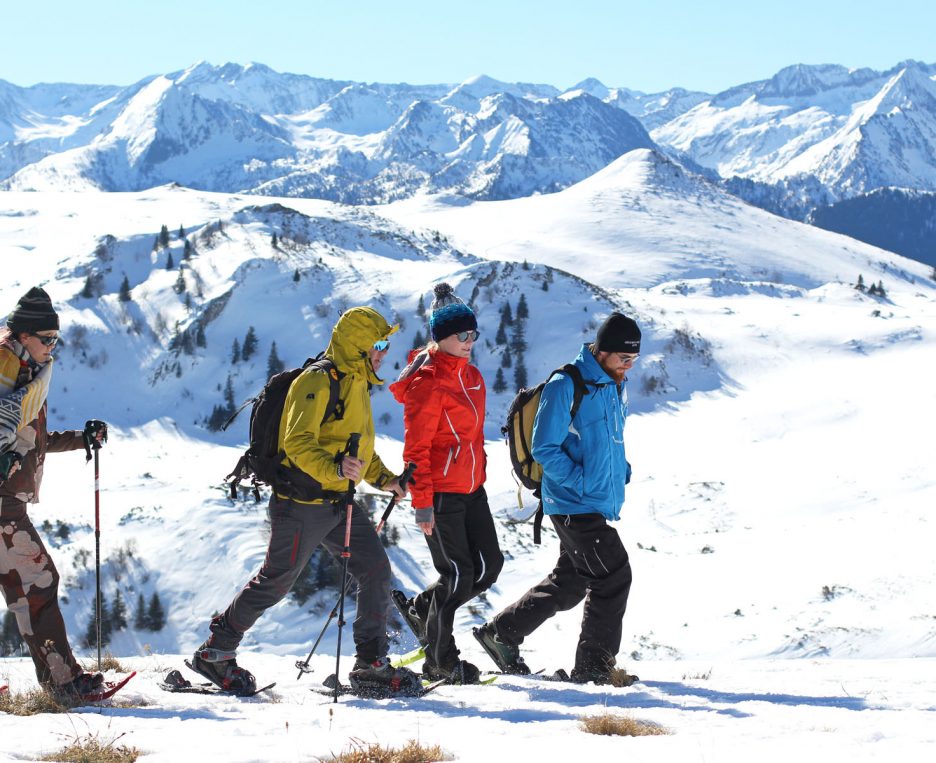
[[294, 568, 351, 680], [83, 420, 107, 671], [333, 432, 361, 703], [374, 462, 416, 535]]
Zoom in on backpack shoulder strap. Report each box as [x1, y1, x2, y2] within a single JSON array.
[[306, 355, 343, 424], [556, 363, 590, 422]]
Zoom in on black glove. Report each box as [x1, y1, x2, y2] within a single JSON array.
[[0, 451, 22, 483], [83, 419, 108, 453]]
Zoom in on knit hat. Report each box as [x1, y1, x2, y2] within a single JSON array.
[[427, 283, 477, 341], [595, 312, 640, 353], [6, 286, 60, 334]]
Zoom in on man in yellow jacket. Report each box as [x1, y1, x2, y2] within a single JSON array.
[[193, 307, 419, 695]]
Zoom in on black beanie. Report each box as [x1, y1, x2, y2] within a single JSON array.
[[595, 312, 640, 353], [6, 286, 60, 334]]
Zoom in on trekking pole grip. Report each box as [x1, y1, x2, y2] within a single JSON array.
[[375, 462, 416, 534]]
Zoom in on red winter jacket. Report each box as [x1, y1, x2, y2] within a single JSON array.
[[390, 347, 486, 509]]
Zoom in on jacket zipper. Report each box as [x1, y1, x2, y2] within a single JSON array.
[[457, 368, 479, 492]]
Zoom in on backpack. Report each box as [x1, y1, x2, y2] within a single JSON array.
[[224, 353, 343, 501], [502, 363, 590, 543]]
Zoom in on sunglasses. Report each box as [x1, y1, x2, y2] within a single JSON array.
[[454, 330, 480, 342], [616, 353, 639, 363], [373, 339, 391, 352], [30, 334, 59, 347]]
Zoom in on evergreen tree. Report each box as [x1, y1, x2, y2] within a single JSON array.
[[183, 238, 193, 260], [513, 359, 528, 390], [118, 276, 132, 302], [166, 251, 174, 270], [495, 319, 508, 345], [493, 367, 508, 393], [147, 593, 166, 631], [510, 320, 527, 355], [178, 224, 185, 240], [134, 593, 148, 629], [272, 233, 278, 248], [293, 268, 300, 282], [855, 274, 866, 291], [522, 259, 531, 270], [500, 302, 513, 326], [501, 348, 512, 368], [111, 589, 128, 631], [867, 282, 879, 296], [516, 293, 530, 320], [416, 294, 426, 317], [242, 326, 259, 360], [542, 279, 549, 291], [180, 330, 195, 356], [313, 548, 338, 590], [231, 338, 241, 364], [267, 342, 285, 377], [80, 274, 96, 299], [412, 329, 425, 349], [876, 280, 887, 297], [173, 269, 186, 294], [1, 610, 24, 656], [152, 236, 160, 253], [195, 324, 207, 349], [159, 225, 170, 249], [85, 593, 112, 647], [224, 374, 236, 411], [290, 562, 317, 605]]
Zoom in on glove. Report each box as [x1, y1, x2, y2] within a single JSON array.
[[0, 451, 22, 483], [83, 419, 108, 451]]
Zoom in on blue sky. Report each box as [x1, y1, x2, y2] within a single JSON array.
[[4, 0, 935, 93]]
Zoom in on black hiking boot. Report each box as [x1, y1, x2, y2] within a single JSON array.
[[570, 665, 640, 686], [391, 589, 428, 647], [190, 645, 257, 696], [51, 672, 104, 702], [473, 622, 530, 675], [348, 657, 423, 697], [423, 658, 481, 685]]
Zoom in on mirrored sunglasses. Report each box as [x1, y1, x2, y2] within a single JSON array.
[[616, 353, 639, 363], [373, 339, 391, 352], [455, 330, 480, 342], [30, 334, 59, 347]]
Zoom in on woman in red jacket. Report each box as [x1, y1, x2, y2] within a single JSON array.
[[390, 283, 503, 684]]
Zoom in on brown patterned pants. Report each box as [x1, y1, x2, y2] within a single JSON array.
[[1, 499, 82, 687]]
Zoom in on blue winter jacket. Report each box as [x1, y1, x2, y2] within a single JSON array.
[[531, 344, 631, 521]]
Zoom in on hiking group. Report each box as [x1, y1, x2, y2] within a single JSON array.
[[1, 282, 641, 700]]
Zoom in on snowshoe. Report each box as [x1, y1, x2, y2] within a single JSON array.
[[423, 658, 481, 685], [391, 589, 428, 647], [473, 623, 531, 675], [188, 646, 257, 697]]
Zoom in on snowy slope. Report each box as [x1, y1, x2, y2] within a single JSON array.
[[1, 159, 935, 761]]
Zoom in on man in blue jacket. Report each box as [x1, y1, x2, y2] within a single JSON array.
[[475, 313, 640, 684]]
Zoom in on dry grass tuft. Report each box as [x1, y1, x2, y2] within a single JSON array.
[[580, 712, 669, 737], [609, 667, 640, 687], [324, 738, 452, 763], [39, 733, 141, 763], [82, 653, 129, 673], [0, 687, 73, 715]]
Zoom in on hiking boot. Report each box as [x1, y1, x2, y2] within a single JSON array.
[[391, 589, 428, 647], [423, 658, 481, 685], [473, 622, 530, 675], [51, 672, 104, 702], [569, 665, 640, 686], [349, 657, 423, 697], [190, 645, 257, 696]]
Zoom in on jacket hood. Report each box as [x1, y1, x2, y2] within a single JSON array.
[[326, 307, 397, 384], [389, 346, 469, 403], [574, 343, 614, 384]]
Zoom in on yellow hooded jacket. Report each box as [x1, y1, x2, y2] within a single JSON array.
[[276, 307, 397, 503]]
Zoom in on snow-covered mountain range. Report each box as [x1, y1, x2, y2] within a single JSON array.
[[4, 59, 936, 263]]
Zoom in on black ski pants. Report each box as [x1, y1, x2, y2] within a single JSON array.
[[208, 496, 391, 663], [414, 487, 504, 669], [493, 512, 632, 674]]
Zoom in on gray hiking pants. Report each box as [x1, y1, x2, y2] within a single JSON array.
[[209, 496, 391, 663]]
